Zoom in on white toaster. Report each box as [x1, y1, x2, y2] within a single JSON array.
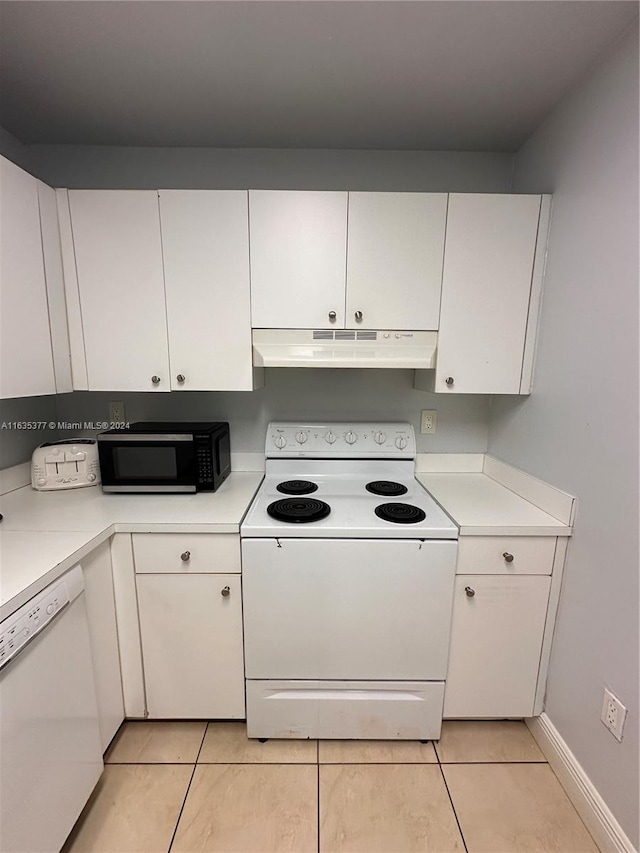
[[31, 439, 101, 491]]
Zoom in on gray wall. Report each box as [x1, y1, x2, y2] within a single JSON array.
[[0, 396, 60, 469], [488, 28, 639, 845], [24, 145, 513, 192], [0, 141, 512, 466], [54, 372, 491, 454]]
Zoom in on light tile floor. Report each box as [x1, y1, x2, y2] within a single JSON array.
[[63, 720, 600, 853]]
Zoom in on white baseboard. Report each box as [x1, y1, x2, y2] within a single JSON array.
[[526, 714, 637, 853]]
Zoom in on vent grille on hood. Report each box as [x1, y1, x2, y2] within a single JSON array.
[[312, 330, 378, 341]]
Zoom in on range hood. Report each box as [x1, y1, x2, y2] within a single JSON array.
[[252, 329, 437, 369]]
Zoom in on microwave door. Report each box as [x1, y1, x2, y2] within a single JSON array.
[[100, 438, 196, 492]]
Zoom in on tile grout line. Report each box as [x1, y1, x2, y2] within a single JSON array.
[[317, 739, 321, 853], [435, 741, 470, 853], [166, 722, 209, 853]]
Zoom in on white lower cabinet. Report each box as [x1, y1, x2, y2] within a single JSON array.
[[444, 574, 551, 718], [81, 541, 125, 751], [136, 573, 245, 719]]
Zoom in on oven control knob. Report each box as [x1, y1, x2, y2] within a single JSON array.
[[374, 431, 386, 445], [345, 431, 358, 445], [274, 435, 286, 449], [325, 431, 337, 444], [395, 436, 408, 450], [295, 431, 308, 444]]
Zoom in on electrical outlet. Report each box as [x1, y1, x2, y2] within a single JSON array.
[[420, 410, 437, 434], [601, 688, 627, 742], [108, 401, 126, 423]]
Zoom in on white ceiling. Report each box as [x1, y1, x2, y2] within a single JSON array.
[[0, 1, 637, 152]]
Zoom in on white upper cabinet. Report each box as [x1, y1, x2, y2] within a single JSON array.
[[159, 191, 256, 391], [0, 156, 56, 398], [249, 190, 348, 329], [346, 192, 447, 330], [68, 190, 170, 392], [431, 193, 546, 394], [249, 190, 447, 332]]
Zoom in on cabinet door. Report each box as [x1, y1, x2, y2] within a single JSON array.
[[0, 156, 56, 398], [444, 575, 551, 718], [346, 192, 447, 330], [82, 541, 124, 751], [435, 194, 542, 394], [249, 190, 348, 329], [69, 191, 170, 391], [160, 191, 256, 390], [37, 182, 72, 393], [136, 574, 245, 719]]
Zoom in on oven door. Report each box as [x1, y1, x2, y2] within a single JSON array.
[[242, 538, 457, 680], [98, 434, 197, 492]]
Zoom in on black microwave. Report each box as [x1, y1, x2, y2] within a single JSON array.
[[97, 422, 231, 493]]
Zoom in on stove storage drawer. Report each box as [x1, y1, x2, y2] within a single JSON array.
[[132, 533, 241, 574], [246, 680, 445, 740], [242, 538, 457, 681], [455, 536, 556, 575]]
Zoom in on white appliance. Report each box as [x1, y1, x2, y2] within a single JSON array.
[[0, 565, 103, 853], [251, 328, 437, 368], [241, 422, 458, 740], [31, 439, 100, 490]]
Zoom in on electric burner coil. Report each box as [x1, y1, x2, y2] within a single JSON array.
[[365, 480, 408, 497], [276, 480, 318, 495], [267, 497, 331, 523], [374, 502, 427, 524]]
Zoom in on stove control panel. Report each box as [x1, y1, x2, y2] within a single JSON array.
[[266, 423, 416, 458]]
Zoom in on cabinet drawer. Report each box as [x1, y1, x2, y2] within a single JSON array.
[[456, 536, 556, 575], [133, 533, 241, 574]]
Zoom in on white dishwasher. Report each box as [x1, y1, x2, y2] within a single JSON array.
[[0, 565, 103, 853]]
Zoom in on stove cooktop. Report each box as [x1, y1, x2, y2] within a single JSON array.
[[241, 422, 458, 540], [241, 462, 458, 539]]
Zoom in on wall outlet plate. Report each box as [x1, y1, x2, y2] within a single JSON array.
[[420, 410, 437, 434], [601, 687, 627, 742], [108, 401, 126, 423]]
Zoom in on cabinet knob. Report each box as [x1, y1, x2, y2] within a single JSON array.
[[503, 552, 514, 563], [151, 375, 161, 385], [180, 550, 191, 562], [328, 311, 337, 321], [464, 586, 476, 598], [445, 376, 454, 386], [176, 374, 186, 384], [221, 585, 231, 597], [354, 311, 363, 322]]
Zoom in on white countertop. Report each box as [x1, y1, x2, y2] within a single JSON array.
[[1, 460, 572, 621], [0, 472, 263, 620], [418, 473, 572, 536]]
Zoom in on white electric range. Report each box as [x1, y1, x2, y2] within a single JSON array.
[[241, 423, 459, 741]]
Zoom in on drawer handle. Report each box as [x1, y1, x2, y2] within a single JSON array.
[[180, 551, 191, 562], [221, 586, 231, 597], [465, 586, 475, 598], [503, 552, 514, 563]]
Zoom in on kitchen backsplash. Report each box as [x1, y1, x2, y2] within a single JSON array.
[[1, 369, 491, 468], [0, 396, 60, 469]]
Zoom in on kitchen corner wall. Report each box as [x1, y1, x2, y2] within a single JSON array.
[[0, 142, 512, 466], [488, 26, 639, 847]]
